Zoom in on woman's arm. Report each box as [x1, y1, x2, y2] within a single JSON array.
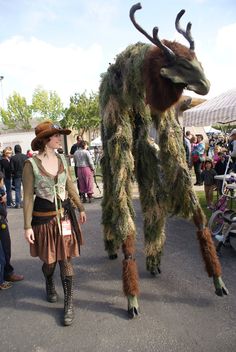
[[86, 150, 95, 170], [22, 161, 35, 243], [66, 175, 86, 224]]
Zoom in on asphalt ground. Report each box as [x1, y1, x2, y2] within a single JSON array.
[[0, 192, 236, 352]]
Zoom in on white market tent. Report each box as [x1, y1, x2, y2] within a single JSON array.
[[90, 136, 102, 146], [204, 126, 222, 134], [183, 88, 236, 127]]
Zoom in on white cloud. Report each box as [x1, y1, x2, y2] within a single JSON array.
[[0, 36, 103, 106], [202, 23, 236, 98], [216, 22, 236, 51]]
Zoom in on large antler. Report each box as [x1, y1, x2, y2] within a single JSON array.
[[129, 3, 176, 62], [175, 9, 195, 51]]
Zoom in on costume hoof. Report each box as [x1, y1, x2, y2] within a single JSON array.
[[213, 276, 229, 297], [215, 287, 229, 297], [127, 307, 139, 319], [150, 267, 161, 276], [108, 254, 118, 260]]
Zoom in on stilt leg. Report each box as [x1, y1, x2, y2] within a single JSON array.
[[122, 236, 140, 318]]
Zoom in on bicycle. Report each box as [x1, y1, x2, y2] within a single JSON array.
[[208, 154, 236, 253], [208, 188, 230, 236]]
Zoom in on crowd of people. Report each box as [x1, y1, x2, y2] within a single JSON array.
[[184, 129, 235, 209]]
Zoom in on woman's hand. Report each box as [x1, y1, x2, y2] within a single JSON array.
[[79, 211, 86, 224], [24, 228, 35, 244]]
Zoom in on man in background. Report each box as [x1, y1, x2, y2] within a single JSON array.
[[10, 145, 27, 209]]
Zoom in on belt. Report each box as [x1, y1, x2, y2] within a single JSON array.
[[32, 209, 63, 217]]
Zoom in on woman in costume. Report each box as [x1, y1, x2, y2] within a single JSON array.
[[22, 121, 86, 326]]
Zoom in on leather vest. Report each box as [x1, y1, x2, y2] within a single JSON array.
[[29, 155, 68, 203]]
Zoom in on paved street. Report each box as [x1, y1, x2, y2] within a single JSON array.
[[1, 194, 236, 352]]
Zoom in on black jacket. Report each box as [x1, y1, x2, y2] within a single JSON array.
[[10, 145, 27, 178], [0, 158, 12, 179]]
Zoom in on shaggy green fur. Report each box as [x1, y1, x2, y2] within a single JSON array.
[[100, 43, 204, 270], [100, 43, 151, 253]]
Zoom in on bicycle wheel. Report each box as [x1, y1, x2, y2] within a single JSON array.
[[208, 210, 224, 236], [93, 174, 103, 199]]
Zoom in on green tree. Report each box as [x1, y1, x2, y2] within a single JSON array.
[[32, 86, 64, 122], [61, 91, 100, 136], [0, 92, 32, 130]]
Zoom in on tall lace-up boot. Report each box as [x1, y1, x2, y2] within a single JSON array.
[[61, 276, 74, 326], [42, 263, 58, 303]]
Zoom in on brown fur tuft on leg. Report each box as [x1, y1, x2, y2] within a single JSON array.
[[197, 227, 222, 277], [192, 206, 207, 230], [122, 258, 140, 296], [122, 236, 135, 256], [122, 235, 139, 296]]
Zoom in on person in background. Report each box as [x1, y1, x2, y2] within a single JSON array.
[[73, 140, 95, 203], [26, 149, 34, 158], [229, 129, 236, 168], [0, 171, 24, 283], [10, 145, 27, 209], [23, 121, 86, 326], [215, 153, 230, 194], [0, 147, 14, 207], [207, 138, 215, 159], [70, 135, 83, 155], [70, 135, 83, 196], [212, 145, 222, 166], [200, 159, 217, 209], [0, 237, 12, 290], [191, 134, 205, 185], [184, 131, 192, 168]]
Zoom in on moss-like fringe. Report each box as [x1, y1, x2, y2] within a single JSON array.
[[146, 254, 162, 273], [122, 259, 139, 296], [196, 228, 222, 277]]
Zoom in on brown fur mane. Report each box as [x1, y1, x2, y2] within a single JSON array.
[[143, 40, 195, 112]]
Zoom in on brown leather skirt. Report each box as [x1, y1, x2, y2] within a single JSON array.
[[30, 217, 80, 264]]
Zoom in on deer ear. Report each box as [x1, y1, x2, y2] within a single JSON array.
[[160, 67, 186, 84]]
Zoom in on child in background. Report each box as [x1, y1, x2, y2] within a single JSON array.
[[0, 171, 24, 283], [201, 159, 217, 209], [212, 145, 221, 166], [214, 153, 230, 194]]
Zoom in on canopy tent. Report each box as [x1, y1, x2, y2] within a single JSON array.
[[90, 136, 102, 147], [183, 88, 236, 127], [204, 126, 222, 134]]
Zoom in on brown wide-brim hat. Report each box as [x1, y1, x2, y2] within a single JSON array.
[[31, 120, 71, 151]]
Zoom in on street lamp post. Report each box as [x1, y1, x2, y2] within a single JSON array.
[[0, 76, 4, 107]]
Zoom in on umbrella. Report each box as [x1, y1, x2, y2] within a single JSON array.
[[183, 88, 236, 127]]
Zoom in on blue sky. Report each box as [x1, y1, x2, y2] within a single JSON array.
[[0, 0, 235, 107]]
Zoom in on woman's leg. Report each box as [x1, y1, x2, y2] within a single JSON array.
[[42, 262, 58, 302], [77, 168, 87, 202], [59, 259, 74, 326]]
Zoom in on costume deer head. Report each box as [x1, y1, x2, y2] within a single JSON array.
[[130, 3, 210, 112]]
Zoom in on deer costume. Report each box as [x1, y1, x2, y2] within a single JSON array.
[[99, 3, 228, 318]]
